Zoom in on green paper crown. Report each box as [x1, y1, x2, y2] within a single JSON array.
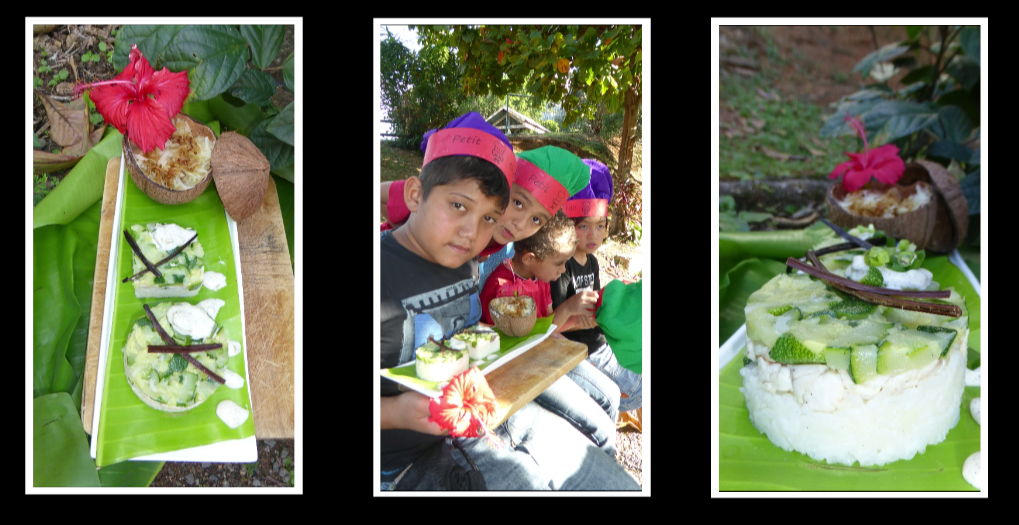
[[516, 146, 592, 197]]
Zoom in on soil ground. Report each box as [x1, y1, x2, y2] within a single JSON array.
[[150, 439, 295, 487], [720, 25, 911, 128]]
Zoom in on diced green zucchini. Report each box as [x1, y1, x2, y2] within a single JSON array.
[[176, 372, 198, 405], [769, 333, 827, 365], [876, 329, 942, 375], [768, 305, 801, 317], [746, 309, 779, 348], [823, 345, 852, 370], [152, 354, 170, 378], [196, 377, 218, 400], [786, 316, 851, 353], [745, 274, 971, 383], [849, 344, 879, 384], [214, 347, 228, 368], [915, 325, 958, 356], [827, 319, 892, 348], [828, 299, 877, 320]]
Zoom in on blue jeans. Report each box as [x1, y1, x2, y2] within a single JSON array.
[[533, 360, 620, 457], [587, 343, 642, 413], [449, 401, 640, 490], [381, 401, 640, 490]]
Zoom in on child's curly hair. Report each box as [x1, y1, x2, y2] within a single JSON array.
[[514, 210, 577, 260]]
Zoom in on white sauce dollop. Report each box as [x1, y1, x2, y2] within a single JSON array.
[[196, 298, 226, 321], [962, 451, 981, 490], [844, 255, 932, 291], [216, 400, 249, 429], [166, 303, 217, 340], [149, 223, 197, 252], [969, 397, 981, 425], [202, 271, 227, 291], [221, 369, 245, 389], [965, 366, 981, 387], [228, 340, 242, 357]]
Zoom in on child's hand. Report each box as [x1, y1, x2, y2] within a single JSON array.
[[396, 391, 449, 436], [570, 313, 598, 329], [563, 290, 599, 318]]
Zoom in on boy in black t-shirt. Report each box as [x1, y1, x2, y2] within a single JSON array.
[[552, 159, 643, 414]]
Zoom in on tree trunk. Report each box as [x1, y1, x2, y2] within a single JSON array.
[[612, 80, 641, 238]]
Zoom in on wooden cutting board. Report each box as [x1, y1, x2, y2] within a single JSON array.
[[80, 156, 295, 439], [484, 335, 588, 428]]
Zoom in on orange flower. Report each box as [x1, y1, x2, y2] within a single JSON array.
[[429, 367, 501, 447]]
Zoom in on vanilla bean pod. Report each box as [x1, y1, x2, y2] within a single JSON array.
[[820, 218, 874, 250], [179, 353, 226, 384], [123, 230, 162, 280], [786, 257, 961, 317], [140, 304, 225, 384], [122, 232, 198, 283], [786, 238, 888, 273], [148, 343, 222, 353]]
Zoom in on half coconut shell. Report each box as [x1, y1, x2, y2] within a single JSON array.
[[826, 179, 937, 250], [489, 295, 537, 337], [897, 160, 970, 253], [826, 160, 970, 254], [210, 131, 270, 222], [123, 113, 216, 205]]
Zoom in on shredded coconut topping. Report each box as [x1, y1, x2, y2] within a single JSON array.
[[136, 116, 214, 190]]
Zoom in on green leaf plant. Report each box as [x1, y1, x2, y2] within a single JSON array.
[[820, 25, 980, 210]]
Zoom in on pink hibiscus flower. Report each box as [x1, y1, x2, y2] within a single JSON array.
[[829, 112, 905, 193]]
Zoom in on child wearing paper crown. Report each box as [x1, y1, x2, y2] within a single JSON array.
[[478, 146, 596, 326], [380, 111, 512, 486], [380, 114, 639, 490], [382, 141, 589, 295], [481, 207, 625, 457], [552, 159, 642, 413], [476, 148, 626, 458]]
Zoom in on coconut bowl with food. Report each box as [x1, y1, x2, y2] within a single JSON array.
[[124, 114, 271, 220], [489, 294, 537, 337], [827, 160, 969, 254], [124, 113, 217, 205]]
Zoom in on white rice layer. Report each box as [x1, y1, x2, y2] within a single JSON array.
[[739, 330, 967, 467]]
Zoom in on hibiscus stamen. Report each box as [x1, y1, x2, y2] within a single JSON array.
[[72, 79, 134, 100]]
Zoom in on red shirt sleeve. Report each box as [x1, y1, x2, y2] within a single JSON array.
[[386, 180, 411, 226], [480, 261, 551, 325]]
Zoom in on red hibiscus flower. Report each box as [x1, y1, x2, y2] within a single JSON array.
[[829, 112, 905, 193], [73, 44, 191, 154], [429, 367, 502, 447]]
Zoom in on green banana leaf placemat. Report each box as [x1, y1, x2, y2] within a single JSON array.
[[719, 255, 981, 491], [95, 158, 255, 467]]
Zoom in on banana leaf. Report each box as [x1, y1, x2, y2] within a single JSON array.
[[96, 168, 255, 467], [719, 255, 981, 490], [34, 393, 101, 486]]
